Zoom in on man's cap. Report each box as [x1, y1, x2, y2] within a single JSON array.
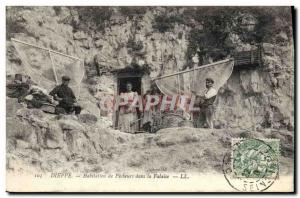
[[206, 78, 214, 83], [62, 75, 71, 81]]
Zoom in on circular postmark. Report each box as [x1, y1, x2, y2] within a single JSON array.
[[222, 138, 279, 192]]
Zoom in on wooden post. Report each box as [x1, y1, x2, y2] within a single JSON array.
[[193, 64, 196, 92], [177, 71, 180, 94], [249, 98, 256, 132], [250, 50, 254, 64]]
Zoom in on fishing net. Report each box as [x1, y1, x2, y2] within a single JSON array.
[[12, 39, 84, 98], [51, 53, 84, 98], [155, 59, 234, 96]]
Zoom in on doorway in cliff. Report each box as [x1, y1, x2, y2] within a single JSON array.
[[118, 76, 142, 95], [113, 68, 149, 132]]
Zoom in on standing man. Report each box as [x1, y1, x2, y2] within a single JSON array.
[[49, 76, 82, 115], [193, 78, 217, 128], [201, 78, 217, 128]]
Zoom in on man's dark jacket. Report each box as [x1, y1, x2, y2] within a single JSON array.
[[49, 84, 76, 106]]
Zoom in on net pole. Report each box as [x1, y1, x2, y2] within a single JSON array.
[[76, 60, 85, 99], [193, 64, 196, 92], [11, 38, 83, 61], [49, 50, 59, 85], [190, 64, 196, 121], [175, 55, 180, 94], [153, 59, 233, 80], [177, 72, 180, 94]]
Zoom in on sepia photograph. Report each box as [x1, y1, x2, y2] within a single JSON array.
[[5, 5, 295, 192]]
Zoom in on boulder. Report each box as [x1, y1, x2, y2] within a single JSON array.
[[6, 97, 24, 118], [58, 116, 84, 131], [78, 113, 98, 125]]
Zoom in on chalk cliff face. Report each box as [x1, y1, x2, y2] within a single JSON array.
[[6, 7, 294, 173], [6, 6, 294, 129]]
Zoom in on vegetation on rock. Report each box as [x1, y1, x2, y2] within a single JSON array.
[[68, 7, 113, 33], [119, 6, 147, 20]]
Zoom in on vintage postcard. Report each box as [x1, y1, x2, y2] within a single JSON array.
[[6, 6, 295, 192]]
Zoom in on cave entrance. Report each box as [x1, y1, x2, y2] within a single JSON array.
[[113, 69, 147, 132], [118, 76, 142, 95]]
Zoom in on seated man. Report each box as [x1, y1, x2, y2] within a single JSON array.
[[49, 76, 82, 115]]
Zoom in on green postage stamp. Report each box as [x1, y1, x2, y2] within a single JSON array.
[[222, 138, 280, 192], [232, 138, 280, 179]]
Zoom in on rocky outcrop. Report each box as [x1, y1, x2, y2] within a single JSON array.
[[7, 97, 126, 173], [6, 104, 294, 174]]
